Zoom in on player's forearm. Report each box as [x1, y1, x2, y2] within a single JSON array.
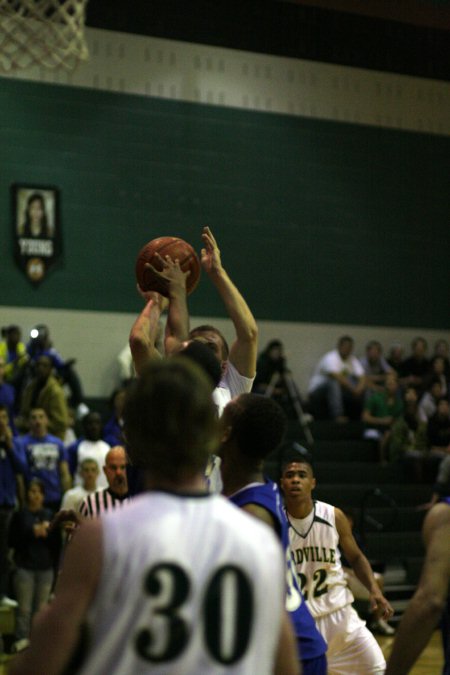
[[129, 300, 162, 375], [165, 287, 189, 354], [351, 553, 378, 593], [385, 591, 445, 674], [8, 609, 79, 675], [208, 267, 257, 343]]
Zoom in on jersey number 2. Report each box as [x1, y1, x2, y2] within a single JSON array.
[[135, 562, 253, 665]]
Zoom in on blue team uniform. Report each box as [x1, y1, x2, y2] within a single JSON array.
[[230, 479, 327, 674], [16, 433, 67, 506]]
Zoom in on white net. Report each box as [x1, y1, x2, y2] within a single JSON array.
[[0, 0, 89, 71]]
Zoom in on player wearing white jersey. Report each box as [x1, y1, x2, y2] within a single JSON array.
[[281, 457, 393, 675], [10, 359, 299, 675]]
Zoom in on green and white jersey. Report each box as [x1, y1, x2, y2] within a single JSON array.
[[286, 500, 354, 619]]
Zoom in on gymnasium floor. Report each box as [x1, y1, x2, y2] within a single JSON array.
[[0, 631, 444, 674]]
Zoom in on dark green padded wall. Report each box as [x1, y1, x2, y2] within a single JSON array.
[[1, 78, 449, 328]]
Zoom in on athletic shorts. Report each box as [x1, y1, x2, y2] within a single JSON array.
[[315, 604, 386, 675]]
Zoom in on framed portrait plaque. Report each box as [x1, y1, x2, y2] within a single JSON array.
[[12, 183, 63, 285]]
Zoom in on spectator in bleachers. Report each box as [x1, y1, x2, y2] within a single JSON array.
[[398, 336, 430, 394], [26, 324, 88, 417], [67, 412, 110, 489], [430, 338, 450, 381], [102, 387, 127, 447], [359, 340, 393, 393], [362, 372, 403, 462], [389, 386, 436, 481], [0, 356, 16, 427], [386, 343, 404, 375], [252, 339, 303, 418], [0, 405, 25, 609], [17, 355, 69, 441], [0, 326, 28, 399], [8, 479, 58, 653], [60, 458, 100, 514], [308, 335, 367, 422], [418, 377, 444, 423], [426, 398, 450, 453], [15, 408, 71, 512], [423, 354, 449, 399]]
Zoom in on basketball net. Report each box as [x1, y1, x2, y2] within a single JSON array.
[[0, 0, 89, 71]]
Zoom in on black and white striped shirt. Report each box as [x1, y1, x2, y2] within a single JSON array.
[[79, 488, 131, 518]]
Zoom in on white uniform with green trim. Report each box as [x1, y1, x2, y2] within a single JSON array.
[[286, 500, 386, 675]]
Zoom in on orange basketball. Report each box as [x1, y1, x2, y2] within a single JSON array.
[[135, 236, 201, 297]]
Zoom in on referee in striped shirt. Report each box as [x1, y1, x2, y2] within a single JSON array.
[[79, 446, 130, 518]]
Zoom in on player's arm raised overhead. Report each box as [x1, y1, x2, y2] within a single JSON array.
[[129, 289, 167, 376], [8, 519, 102, 675], [335, 507, 393, 620], [385, 502, 450, 675], [201, 226, 258, 377]]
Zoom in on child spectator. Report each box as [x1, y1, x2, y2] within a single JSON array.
[[8, 479, 57, 653]]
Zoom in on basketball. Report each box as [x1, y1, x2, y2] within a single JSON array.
[[135, 236, 201, 296]]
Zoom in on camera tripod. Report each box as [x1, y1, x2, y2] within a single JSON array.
[[265, 369, 314, 446]]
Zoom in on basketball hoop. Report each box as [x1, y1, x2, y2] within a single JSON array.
[[0, 0, 89, 71]]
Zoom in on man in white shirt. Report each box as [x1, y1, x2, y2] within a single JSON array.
[[308, 335, 367, 422]]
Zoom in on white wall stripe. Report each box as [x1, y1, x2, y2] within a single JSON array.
[[1, 27, 449, 136]]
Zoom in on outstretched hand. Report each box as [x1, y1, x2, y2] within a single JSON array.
[[201, 226, 222, 275]]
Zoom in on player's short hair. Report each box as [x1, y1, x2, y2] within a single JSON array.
[[225, 393, 287, 462], [280, 444, 314, 476], [123, 358, 219, 479], [179, 340, 222, 389], [189, 325, 229, 360]]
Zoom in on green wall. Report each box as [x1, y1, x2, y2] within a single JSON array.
[[1, 78, 449, 328]]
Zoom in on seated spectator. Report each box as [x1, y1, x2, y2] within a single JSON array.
[[389, 387, 437, 481], [430, 338, 450, 381], [67, 412, 110, 489], [15, 408, 71, 511], [102, 387, 127, 447], [26, 324, 87, 417], [427, 398, 450, 453], [252, 340, 303, 418], [308, 335, 367, 422], [8, 479, 58, 653], [423, 355, 449, 399], [0, 326, 28, 399], [398, 337, 430, 394], [386, 343, 404, 375], [362, 372, 403, 462], [17, 355, 69, 441], [418, 377, 444, 423], [359, 340, 393, 393]]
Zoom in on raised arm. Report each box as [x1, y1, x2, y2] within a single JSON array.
[[201, 226, 258, 377], [129, 289, 167, 377], [335, 508, 393, 620]]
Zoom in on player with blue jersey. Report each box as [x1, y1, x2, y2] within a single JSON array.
[[221, 393, 327, 674]]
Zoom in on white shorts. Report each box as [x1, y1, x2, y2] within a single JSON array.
[[315, 604, 386, 675]]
